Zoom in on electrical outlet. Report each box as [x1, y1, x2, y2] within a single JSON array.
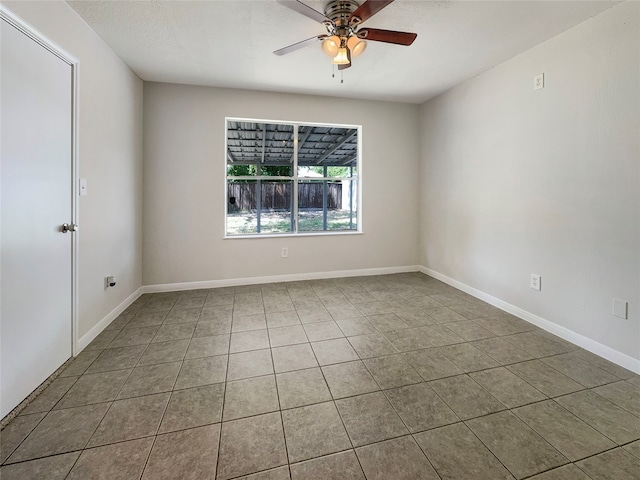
[[612, 298, 628, 319], [534, 73, 544, 90], [530, 274, 541, 291], [281, 247, 288, 258]]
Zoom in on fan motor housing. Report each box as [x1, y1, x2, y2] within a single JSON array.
[[324, 0, 360, 25]]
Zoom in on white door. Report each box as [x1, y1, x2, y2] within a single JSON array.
[[1, 18, 74, 418]]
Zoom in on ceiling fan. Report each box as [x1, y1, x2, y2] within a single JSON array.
[[273, 0, 417, 70]]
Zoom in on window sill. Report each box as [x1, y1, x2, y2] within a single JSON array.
[[223, 231, 363, 240]]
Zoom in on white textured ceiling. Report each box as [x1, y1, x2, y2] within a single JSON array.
[[67, 0, 620, 104]]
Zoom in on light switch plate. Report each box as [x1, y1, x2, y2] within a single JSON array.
[[612, 298, 628, 319], [79, 178, 88, 196]]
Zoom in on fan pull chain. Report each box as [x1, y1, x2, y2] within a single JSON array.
[[341, 69, 344, 84], [332, 63, 335, 78]]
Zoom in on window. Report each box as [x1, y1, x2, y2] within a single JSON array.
[[225, 119, 361, 237]]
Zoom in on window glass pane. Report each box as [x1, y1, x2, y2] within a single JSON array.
[[298, 179, 357, 232], [260, 180, 294, 234], [297, 126, 358, 177], [227, 121, 261, 176], [227, 179, 293, 235], [227, 122, 294, 176]]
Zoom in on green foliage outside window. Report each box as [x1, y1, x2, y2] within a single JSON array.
[[227, 165, 292, 176]]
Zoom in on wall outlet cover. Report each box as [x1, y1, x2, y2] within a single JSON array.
[[530, 273, 541, 291], [534, 73, 544, 90]]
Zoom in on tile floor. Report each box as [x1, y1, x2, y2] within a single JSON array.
[[2, 273, 640, 479]]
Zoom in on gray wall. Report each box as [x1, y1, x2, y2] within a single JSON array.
[[5, 1, 144, 340], [143, 83, 420, 285], [419, 2, 639, 363]]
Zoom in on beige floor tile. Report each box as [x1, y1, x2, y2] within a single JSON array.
[[217, 412, 287, 480], [466, 411, 568, 479], [268, 325, 308, 347], [470, 367, 547, 408], [238, 466, 291, 479], [303, 321, 344, 342], [593, 380, 640, 417], [56, 369, 131, 409], [1, 413, 46, 463], [348, 332, 397, 358], [276, 367, 332, 410], [228, 349, 274, 380], [272, 344, 318, 373], [310, 338, 359, 366], [290, 450, 364, 480], [8, 403, 110, 462], [402, 348, 463, 381], [142, 425, 220, 480], [223, 375, 279, 421], [471, 337, 536, 365], [0, 452, 79, 480], [438, 343, 500, 372], [356, 435, 439, 480], [541, 355, 621, 387], [507, 360, 584, 397], [67, 437, 153, 480], [282, 401, 351, 463], [175, 355, 227, 389], [513, 400, 615, 461], [117, 362, 181, 399], [429, 374, 506, 420], [159, 383, 224, 433], [385, 383, 458, 433], [335, 392, 408, 447], [576, 448, 640, 480], [185, 334, 229, 359], [528, 464, 592, 480], [230, 329, 270, 353], [363, 354, 422, 390], [415, 422, 514, 480], [138, 339, 189, 365], [322, 361, 380, 399], [87, 393, 170, 447], [20, 377, 77, 415], [555, 390, 640, 444]]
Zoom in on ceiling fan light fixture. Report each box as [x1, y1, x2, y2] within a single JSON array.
[[347, 35, 366, 57], [332, 47, 350, 65], [322, 35, 341, 57]]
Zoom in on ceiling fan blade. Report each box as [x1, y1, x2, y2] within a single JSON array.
[[357, 28, 417, 46], [349, 0, 395, 25], [276, 0, 333, 24], [273, 35, 326, 56]]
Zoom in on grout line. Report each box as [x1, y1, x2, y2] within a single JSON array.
[[213, 288, 235, 480]]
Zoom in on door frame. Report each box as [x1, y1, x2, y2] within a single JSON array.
[[1, 5, 80, 356]]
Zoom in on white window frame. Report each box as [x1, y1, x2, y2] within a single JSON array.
[[224, 117, 363, 238]]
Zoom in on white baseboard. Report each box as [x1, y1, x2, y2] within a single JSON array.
[[142, 265, 420, 294], [420, 266, 640, 375], [76, 287, 143, 353]]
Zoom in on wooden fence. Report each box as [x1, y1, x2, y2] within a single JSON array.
[[228, 182, 341, 211]]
